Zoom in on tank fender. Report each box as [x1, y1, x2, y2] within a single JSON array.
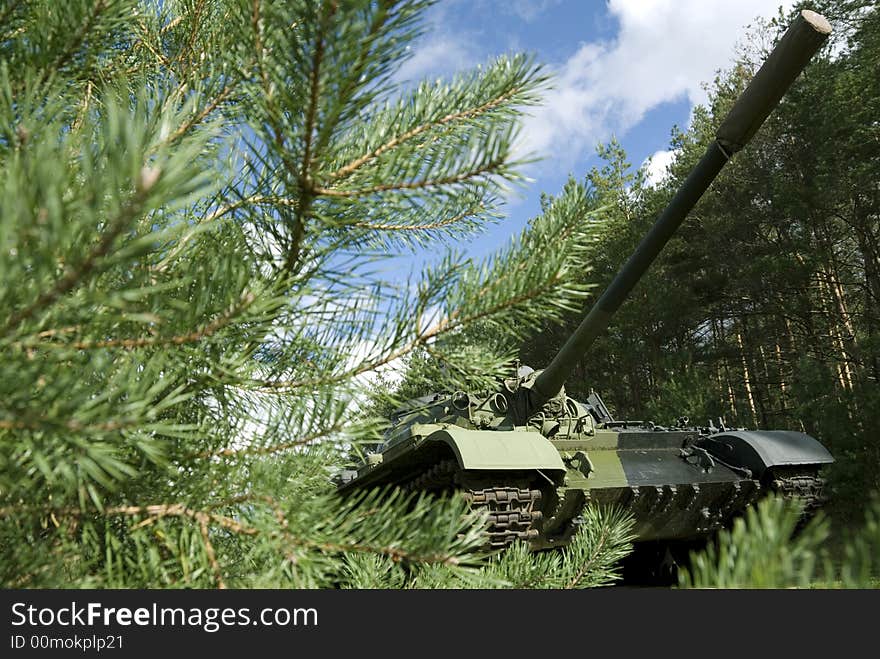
[[425, 427, 566, 473], [697, 430, 833, 478]]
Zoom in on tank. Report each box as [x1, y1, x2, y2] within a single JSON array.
[[338, 10, 835, 551]]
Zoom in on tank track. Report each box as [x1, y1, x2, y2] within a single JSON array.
[[464, 486, 543, 549], [402, 459, 458, 492], [766, 466, 828, 519], [401, 462, 827, 550], [403, 459, 544, 549]]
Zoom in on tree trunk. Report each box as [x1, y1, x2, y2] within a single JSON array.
[[736, 327, 758, 427]]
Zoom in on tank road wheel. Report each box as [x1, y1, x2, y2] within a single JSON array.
[[402, 460, 548, 550]]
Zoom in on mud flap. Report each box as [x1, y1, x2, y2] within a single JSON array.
[[426, 428, 566, 473], [697, 430, 833, 478]]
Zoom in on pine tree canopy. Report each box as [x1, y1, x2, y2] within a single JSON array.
[[0, 1, 624, 588]]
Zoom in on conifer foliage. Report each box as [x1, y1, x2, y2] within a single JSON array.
[[0, 1, 623, 587]]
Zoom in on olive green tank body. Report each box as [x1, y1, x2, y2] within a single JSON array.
[[338, 383, 832, 548]]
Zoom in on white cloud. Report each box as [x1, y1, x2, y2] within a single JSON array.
[[395, 35, 481, 85], [394, 2, 483, 86], [518, 0, 795, 168], [503, 0, 565, 23], [642, 148, 677, 187]]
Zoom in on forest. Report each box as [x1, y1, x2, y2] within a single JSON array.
[[0, 0, 877, 589]]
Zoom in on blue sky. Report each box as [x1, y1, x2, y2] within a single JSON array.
[[393, 0, 794, 262]]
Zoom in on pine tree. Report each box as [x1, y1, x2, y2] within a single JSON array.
[[0, 1, 628, 588], [679, 496, 880, 589]]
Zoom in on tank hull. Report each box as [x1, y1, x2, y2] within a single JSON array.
[[339, 423, 832, 548]]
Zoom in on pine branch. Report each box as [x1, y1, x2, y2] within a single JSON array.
[[161, 15, 183, 34], [1, 499, 467, 569], [1, 173, 159, 337], [174, 0, 208, 74], [0, 0, 629, 589], [327, 85, 525, 181], [564, 524, 612, 589], [0, 2, 21, 32], [47, 0, 108, 79], [70, 80, 94, 131], [300, 1, 334, 178], [312, 1, 390, 156], [197, 419, 344, 458], [284, 0, 338, 274], [199, 516, 225, 588], [250, 0, 302, 184], [251, 0, 269, 91], [244, 270, 561, 392], [130, 18, 171, 68], [153, 194, 299, 272], [180, 194, 476, 235], [203, 186, 597, 399], [354, 205, 482, 232], [165, 82, 235, 145], [18, 291, 256, 351], [0, 416, 150, 433], [312, 159, 504, 198]]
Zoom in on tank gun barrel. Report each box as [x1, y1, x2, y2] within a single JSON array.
[[530, 10, 831, 407]]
